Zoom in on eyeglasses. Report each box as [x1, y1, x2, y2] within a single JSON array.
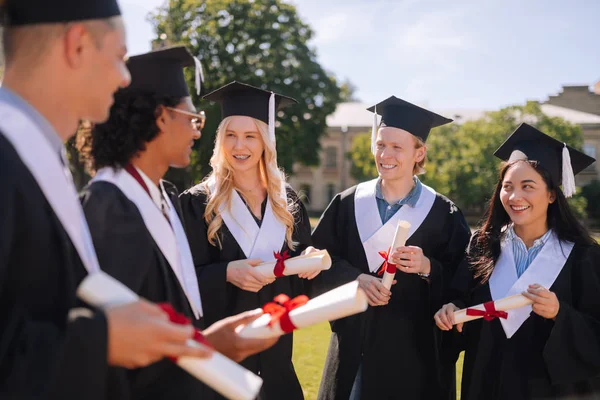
[[166, 107, 206, 131]]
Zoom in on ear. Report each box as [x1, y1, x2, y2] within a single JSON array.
[[155, 106, 170, 133], [63, 23, 89, 69], [415, 145, 427, 163], [548, 190, 556, 204]]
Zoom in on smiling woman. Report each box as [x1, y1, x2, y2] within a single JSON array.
[[435, 123, 600, 400], [179, 81, 321, 400]]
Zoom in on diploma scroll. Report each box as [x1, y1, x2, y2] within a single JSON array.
[[453, 294, 534, 325], [77, 271, 263, 400], [238, 281, 368, 339], [255, 250, 332, 278], [381, 220, 411, 290]]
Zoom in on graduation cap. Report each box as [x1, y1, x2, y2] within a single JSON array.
[[1, 0, 121, 26], [126, 46, 204, 98], [203, 81, 298, 144], [494, 123, 595, 198], [367, 96, 453, 154]]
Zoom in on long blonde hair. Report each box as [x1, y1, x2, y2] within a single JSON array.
[[203, 116, 298, 250]]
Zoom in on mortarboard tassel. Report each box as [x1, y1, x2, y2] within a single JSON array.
[[561, 143, 576, 198], [371, 105, 377, 155], [268, 91, 276, 144], [193, 56, 204, 96]]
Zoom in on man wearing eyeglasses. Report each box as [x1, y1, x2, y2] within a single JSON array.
[[76, 46, 279, 399]]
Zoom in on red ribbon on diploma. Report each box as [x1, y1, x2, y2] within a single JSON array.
[[466, 301, 508, 321], [159, 303, 213, 361], [377, 247, 396, 276], [262, 294, 309, 333], [273, 250, 291, 277]]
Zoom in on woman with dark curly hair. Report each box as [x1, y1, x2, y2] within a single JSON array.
[[78, 47, 278, 399], [435, 123, 600, 399]]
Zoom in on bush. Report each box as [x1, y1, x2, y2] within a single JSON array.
[[581, 180, 600, 225]]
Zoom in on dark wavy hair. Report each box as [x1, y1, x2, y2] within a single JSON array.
[[470, 159, 594, 283], [76, 88, 182, 174]]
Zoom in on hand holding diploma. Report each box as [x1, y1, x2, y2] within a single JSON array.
[[254, 248, 332, 280], [77, 271, 264, 400], [238, 281, 368, 339], [104, 299, 212, 368], [378, 220, 411, 289], [434, 294, 535, 332]]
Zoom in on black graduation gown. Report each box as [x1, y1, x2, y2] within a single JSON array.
[[452, 240, 600, 400], [311, 185, 471, 400], [80, 179, 213, 400], [0, 134, 110, 399], [179, 184, 313, 400]]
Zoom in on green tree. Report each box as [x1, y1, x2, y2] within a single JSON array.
[[423, 101, 585, 211], [348, 132, 377, 182], [150, 0, 342, 187], [339, 78, 359, 102]]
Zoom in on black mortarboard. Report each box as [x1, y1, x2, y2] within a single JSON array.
[[2, 0, 121, 26], [203, 81, 297, 124], [366, 96, 453, 149], [494, 123, 595, 197], [126, 46, 203, 98], [203, 81, 297, 143]]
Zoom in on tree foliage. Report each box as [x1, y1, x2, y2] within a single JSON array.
[[348, 132, 377, 182]]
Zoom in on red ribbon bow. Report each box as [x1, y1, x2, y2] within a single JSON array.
[[159, 303, 213, 361], [262, 294, 309, 333], [273, 250, 291, 278], [465, 301, 508, 321], [377, 247, 396, 276]]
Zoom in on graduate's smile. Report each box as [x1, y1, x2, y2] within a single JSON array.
[[510, 204, 530, 212], [379, 163, 398, 170]]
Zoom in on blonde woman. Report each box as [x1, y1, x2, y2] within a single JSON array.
[[180, 82, 317, 400]]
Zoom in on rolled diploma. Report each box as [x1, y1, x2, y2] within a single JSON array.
[[238, 281, 368, 339], [76, 271, 263, 400], [255, 250, 332, 278], [452, 294, 534, 325], [382, 220, 411, 289]]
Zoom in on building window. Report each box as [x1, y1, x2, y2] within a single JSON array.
[[299, 184, 311, 204], [325, 146, 337, 168], [326, 183, 336, 203], [583, 143, 596, 159]]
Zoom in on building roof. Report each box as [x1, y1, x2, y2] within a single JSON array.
[[326, 102, 600, 128]]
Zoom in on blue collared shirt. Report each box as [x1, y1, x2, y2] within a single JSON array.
[[375, 176, 422, 224], [0, 86, 66, 163], [505, 225, 553, 277]]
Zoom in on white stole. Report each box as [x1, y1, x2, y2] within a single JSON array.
[[489, 232, 573, 338], [92, 168, 203, 319], [0, 101, 100, 274], [354, 178, 436, 273], [206, 177, 286, 263]]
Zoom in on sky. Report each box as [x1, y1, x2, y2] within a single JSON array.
[[120, 0, 600, 109]]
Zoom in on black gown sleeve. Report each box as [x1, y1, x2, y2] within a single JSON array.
[[543, 244, 600, 385], [80, 182, 157, 295], [311, 194, 362, 295], [427, 206, 471, 312], [179, 188, 231, 323]]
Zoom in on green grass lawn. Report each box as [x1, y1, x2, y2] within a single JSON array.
[[293, 322, 465, 400]]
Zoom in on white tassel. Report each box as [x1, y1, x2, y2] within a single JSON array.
[[371, 105, 378, 155], [268, 91, 276, 144], [561, 143, 576, 198], [193, 56, 204, 96]]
